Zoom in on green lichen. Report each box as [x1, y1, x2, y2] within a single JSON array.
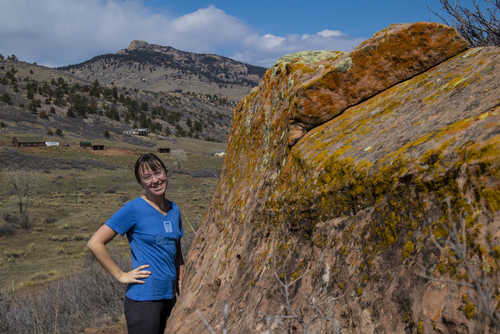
[[274, 50, 344, 66], [334, 56, 352, 72], [461, 47, 483, 58]]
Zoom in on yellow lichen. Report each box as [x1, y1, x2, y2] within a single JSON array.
[[462, 295, 476, 320], [402, 241, 415, 259], [417, 321, 423, 334]]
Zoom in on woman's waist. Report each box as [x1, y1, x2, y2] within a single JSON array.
[[126, 276, 176, 299]]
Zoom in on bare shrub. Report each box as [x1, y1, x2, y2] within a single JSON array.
[[0, 222, 15, 236], [0, 251, 129, 333], [196, 260, 342, 334], [7, 170, 36, 230], [417, 199, 500, 331], [433, 0, 500, 46], [43, 217, 57, 224], [2, 212, 19, 226], [254, 267, 342, 334]]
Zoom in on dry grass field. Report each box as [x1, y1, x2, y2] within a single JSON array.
[[0, 134, 225, 291]]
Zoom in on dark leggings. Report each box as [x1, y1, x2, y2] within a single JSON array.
[[124, 297, 176, 334]]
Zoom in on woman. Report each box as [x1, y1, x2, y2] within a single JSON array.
[[87, 153, 184, 334]]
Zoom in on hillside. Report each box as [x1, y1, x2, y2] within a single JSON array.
[[0, 58, 236, 143], [59, 40, 267, 103], [168, 23, 500, 333]]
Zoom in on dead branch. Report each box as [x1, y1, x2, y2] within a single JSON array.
[[431, 0, 500, 46], [418, 198, 500, 329]]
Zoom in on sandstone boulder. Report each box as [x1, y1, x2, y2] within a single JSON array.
[[284, 22, 468, 145], [168, 23, 499, 334]]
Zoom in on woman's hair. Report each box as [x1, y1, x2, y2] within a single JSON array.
[[134, 153, 168, 184]]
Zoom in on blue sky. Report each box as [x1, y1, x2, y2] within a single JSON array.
[[156, 1, 440, 36], [0, 0, 469, 68]]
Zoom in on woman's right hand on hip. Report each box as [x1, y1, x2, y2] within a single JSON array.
[[118, 264, 151, 284]]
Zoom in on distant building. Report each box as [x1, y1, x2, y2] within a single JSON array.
[[214, 151, 226, 158], [123, 128, 149, 136], [136, 128, 149, 136], [45, 141, 60, 147], [12, 137, 45, 147]]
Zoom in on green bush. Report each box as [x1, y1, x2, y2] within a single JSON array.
[[1, 92, 12, 105]]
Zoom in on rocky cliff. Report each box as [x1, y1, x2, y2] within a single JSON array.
[[168, 22, 500, 333]]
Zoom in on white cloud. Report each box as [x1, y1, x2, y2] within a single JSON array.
[[317, 29, 344, 38], [260, 34, 286, 49], [236, 31, 365, 67], [0, 0, 365, 67]]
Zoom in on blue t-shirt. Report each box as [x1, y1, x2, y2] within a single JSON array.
[[105, 197, 183, 301]]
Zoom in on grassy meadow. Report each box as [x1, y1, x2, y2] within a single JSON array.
[[0, 134, 225, 292]]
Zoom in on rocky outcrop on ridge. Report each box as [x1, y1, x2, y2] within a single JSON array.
[[168, 22, 500, 333], [60, 41, 267, 102]]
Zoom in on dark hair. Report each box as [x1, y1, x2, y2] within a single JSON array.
[[134, 153, 168, 184]]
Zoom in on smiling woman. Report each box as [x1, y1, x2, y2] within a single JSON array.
[[87, 152, 184, 334]]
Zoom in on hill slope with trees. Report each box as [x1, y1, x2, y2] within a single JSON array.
[[0, 57, 240, 142]]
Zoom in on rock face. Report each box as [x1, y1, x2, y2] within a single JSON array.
[[168, 23, 500, 333], [283, 23, 468, 145]]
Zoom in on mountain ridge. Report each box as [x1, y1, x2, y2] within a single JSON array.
[[59, 40, 267, 102]]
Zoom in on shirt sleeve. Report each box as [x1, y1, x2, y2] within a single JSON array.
[[105, 201, 136, 235]]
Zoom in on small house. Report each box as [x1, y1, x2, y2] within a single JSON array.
[[136, 128, 149, 136], [123, 128, 149, 136], [13, 137, 45, 147]]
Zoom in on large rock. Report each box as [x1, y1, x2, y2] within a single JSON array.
[[284, 22, 468, 145], [168, 22, 499, 333]]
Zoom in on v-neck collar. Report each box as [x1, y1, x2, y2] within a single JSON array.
[[140, 196, 170, 216]]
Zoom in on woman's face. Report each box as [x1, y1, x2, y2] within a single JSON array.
[[139, 163, 168, 197]]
